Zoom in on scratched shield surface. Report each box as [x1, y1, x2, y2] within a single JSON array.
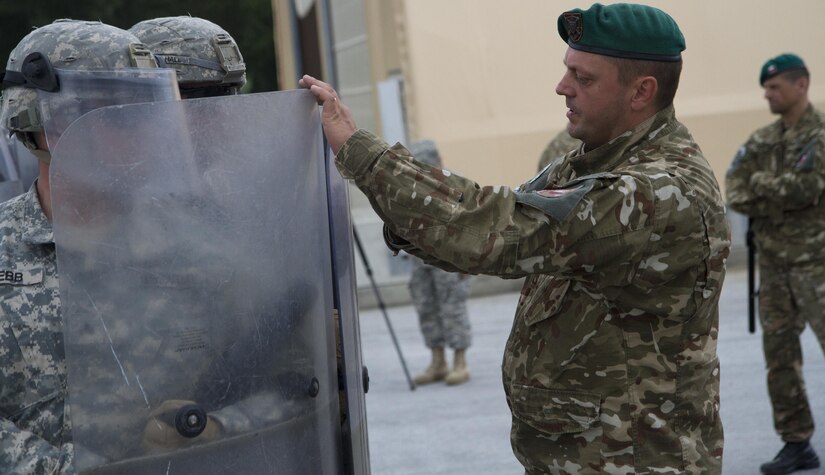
[[49, 90, 343, 474]]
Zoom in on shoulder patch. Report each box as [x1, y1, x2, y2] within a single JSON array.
[[727, 145, 748, 176], [515, 179, 597, 222], [794, 138, 817, 172]]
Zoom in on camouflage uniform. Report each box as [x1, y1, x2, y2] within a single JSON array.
[[536, 129, 582, 172], [725, 103, 825, 443], [408, 257, 471, 350], [337, 104, 729, 473], [0, 18, 169, 473], [0, 185, 75, 473]]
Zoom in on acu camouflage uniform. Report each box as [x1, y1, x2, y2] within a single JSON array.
[[0, 19, 170, 474], [408, 257, 472, 350], [337, 104, 729, 473], [0, 185, 74, 474], [725, 103, 825, 443]]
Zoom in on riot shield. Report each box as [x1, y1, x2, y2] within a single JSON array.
[[50, 90, 356, 474], [0, 131, 25, 202], [326, 145, 370, 474], [38, 68, 180, 150]]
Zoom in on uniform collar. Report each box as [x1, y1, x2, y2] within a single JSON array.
[[780, 103, 818, 136], [20, 180, 54, 245], [569, 105, 677, 177]]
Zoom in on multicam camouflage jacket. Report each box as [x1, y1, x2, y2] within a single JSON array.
[[536, 129, 582, 172], [335, 105, 730, 473], [725, 104, 825, 264], [0, 185, 75, 474]]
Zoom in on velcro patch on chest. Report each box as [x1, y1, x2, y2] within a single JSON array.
[[0, 267, 44, 285], [794, 138, 818, 171]]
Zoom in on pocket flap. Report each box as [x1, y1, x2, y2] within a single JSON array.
[[522, 277, 570, 326], [510, 384, 601, 434]]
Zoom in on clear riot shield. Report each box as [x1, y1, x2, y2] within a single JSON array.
[[0, 131, 24, 202], [325, 146, 370, 475], [50, 90, 361, 474], [38, 68, 180, 150]]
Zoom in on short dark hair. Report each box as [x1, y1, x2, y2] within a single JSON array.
[[779, 68, 810, 84], [608, 57, 683, 110]]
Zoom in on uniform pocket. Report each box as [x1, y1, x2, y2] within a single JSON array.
[[521, 275, 570, 326], [0, 266, 64, 419], [510, 384, 601, 435]]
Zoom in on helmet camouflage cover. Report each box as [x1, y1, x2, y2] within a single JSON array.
[[129, 16, 246, 92], [0, 19, 158, 133]]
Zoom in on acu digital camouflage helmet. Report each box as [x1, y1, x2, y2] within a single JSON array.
[[0, 19, 158, 135], [129, 16, 246, 96]]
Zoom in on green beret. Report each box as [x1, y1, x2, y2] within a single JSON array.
[[760, 53, 808, 85], [558, 3, 685, 62]]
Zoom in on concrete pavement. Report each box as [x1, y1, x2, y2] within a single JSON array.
[[357, 268, 825, 474]]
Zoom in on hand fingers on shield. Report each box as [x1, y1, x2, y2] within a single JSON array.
[[300, 75, 339, 105]]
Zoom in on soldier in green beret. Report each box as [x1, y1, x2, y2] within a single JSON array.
[[302, 2, 728, 473], [726, 53, 824, 475]]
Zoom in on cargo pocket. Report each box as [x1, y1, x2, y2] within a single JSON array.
[[510, 384, 601, 435]]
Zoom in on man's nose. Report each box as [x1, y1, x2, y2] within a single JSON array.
[[555, 78, 571, 97]]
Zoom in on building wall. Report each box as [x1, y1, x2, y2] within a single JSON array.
[[395, 0, 825, 193]]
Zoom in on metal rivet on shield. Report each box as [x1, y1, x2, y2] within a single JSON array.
[[174, 404, 208, 438], [308, 377, 320, 398]]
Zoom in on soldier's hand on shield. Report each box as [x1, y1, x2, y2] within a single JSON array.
[[299, 75, 357, 154], [142, 399, 223, 453]]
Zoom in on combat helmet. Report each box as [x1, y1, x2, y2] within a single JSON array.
[[129, 16, 246, 97], [0, 19, 168, 150]]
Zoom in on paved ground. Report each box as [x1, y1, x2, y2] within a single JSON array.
[[358, 268, 825, 474]]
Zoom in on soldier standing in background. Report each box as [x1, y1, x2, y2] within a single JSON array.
[[302, 2, 729, 472], [405, 139, 472, 386], [725, 53, 825, 475]]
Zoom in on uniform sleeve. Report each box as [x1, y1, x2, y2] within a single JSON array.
[[726, 136, 825, 216], [335, 130, 661, 285], [0, 420, 75, 474], [725, 142, 775, 218], [751, 136, 825, 210]]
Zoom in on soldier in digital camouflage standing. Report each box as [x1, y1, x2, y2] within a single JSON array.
[[129, 16, 246, 99], [0, 19, 169, 473], [405, 139, 472, 386], [301, 3, 729, 473], [725, 54, 825, 475]]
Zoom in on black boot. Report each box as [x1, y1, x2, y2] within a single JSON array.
[[760, 441, 820, 475]]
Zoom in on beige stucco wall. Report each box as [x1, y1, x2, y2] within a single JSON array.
[[395, 0, 825, 194]]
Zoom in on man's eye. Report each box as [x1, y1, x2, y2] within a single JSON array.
[[576, 76, 590, 84]]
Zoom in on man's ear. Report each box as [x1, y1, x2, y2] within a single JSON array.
[[630, 76, 658, 111], [796, 75, 810, 93]]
